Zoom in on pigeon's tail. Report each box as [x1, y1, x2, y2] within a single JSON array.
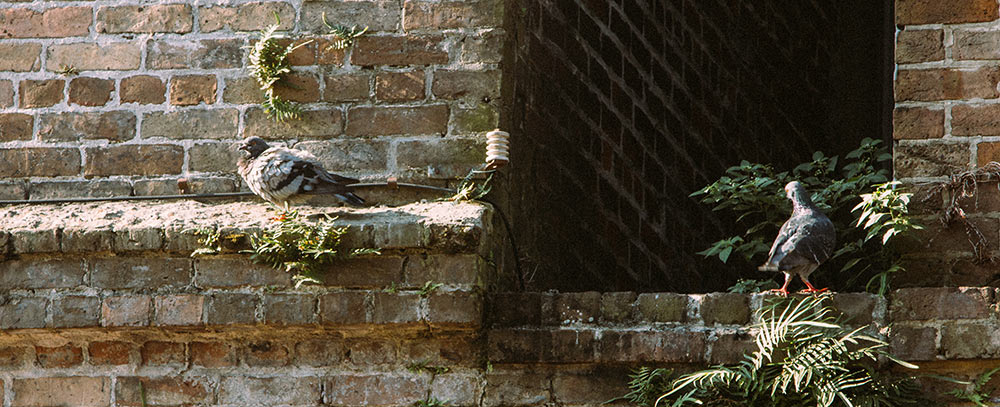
[[335, 191, 366, 207], [758, 264, 779, 272]]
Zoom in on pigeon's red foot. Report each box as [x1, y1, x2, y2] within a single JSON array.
[[769, 288, 791, 296]]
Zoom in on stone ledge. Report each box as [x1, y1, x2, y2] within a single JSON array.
[[0, 200, 490, 255]]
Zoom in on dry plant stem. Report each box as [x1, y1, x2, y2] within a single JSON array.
[[920, 161, 1000, 262]]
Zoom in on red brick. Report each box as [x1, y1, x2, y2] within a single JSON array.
[[954, 30, 1000, 60], [35, 345, 83, 368], [352, 35, 448, 66], [324, 73, 370, 102], [117, 377, 213, 406], [547, 329, 597, 362], [47, 42, 142, 71], [404, 254, 479, 286], [0, 347, 32, 368], [707, 332, 755, 364], [88, 341, 131, 365], [892, 287, 995, 321], [430, 374, 481, 405], [148, 39, 243, 69], [896, 67, 1000, 101], [301, 0, 401, 33], [459, 28, 502, 64], [102, 295, 151, 327], [0, 148, 81, 177], [599, 292, 637, 323], [84, 144, 183, 177], [13, 377, 110, 407], [39, 111, 136, 142], [403, 0, 503, 29], [376, 70, 425, 102], [190, 143, 239, 173], [893, 142, 970, 178], [244, 341, 291, 367], [896, 29, 944, 64], [200, 2, 295, 32], [67, 77, 114, 107], [141, 341, 186, 366], [396, 137, 486, 178], [954, 104, 1000, 137], [896, 0, 999, 24], [20, 79, 64, 108], [277, 38, 317, 66], [0, 7, 91, 38], [97, 4, 193, 33], [154, 295, 204, 326], [487, 329, 548, 363], [347, 105, 448, 136], [432, 69, 501, 100], [293, 139, 389, 173], [893, 107, 943, 140], [0, 113, 32, 141], [483, 371, 551, 406], [979, 142, 1000, 166], [170, 75, 216, 106], [293, 339, 344, 366], [315, 38, 347, 65], [941, 322, 1000, 359], [142, 109, 239, 139], [320, 292, 368, 324], [0, 80, 12, 107], [831, 293, 877, 325], [273, 72, 321, 103], [243, 107, 344, 139], [0, 43, 41, 71], [190, 341, 237, 367], [121, 75, 166, 104]]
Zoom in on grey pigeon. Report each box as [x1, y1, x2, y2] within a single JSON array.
[[236, 137, 365, 206], [758, 181, 836, 295]]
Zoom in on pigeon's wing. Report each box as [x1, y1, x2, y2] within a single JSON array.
[[766, 214, 836, 271], [253, 148, 364, 205], [761, 217, 799, 270]]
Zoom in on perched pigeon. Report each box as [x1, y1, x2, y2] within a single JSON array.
[[236, 137, 365, 206], [758, 181, 836, 295]]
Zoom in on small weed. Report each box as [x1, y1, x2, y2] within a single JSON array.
[[190, 228, 222, 257], [322, 12, 367, 50], [413, 397, 448, 407], [56, 64, 79, 76], [383, 281, 400, 294], [417, 281, 443, 297], [406, 360, 450, 375], [943, 366, 1000, 406]]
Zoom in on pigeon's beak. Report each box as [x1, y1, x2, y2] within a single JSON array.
[[237, 145, 249, 152]]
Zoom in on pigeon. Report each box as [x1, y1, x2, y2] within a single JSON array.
[[758, 181, 836, 296], [236, 137, 365, 207]]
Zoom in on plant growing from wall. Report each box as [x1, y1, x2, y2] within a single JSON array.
[[691, 138, 921, 294], [941, 366, 1000, 406], [322, 12, 367, 51], [622, 294, 923, 406], [247, 17, 311, 122]]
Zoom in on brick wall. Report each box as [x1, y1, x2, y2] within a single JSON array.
[[499, 0, 893, 292], [893, 0, 1000, 284], [0, 0, 502, 201]]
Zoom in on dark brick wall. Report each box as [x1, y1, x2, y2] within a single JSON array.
[[500, 0, 893, 291]]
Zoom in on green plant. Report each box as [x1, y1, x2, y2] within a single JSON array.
[[247, 15, 311, 122], [448, 172, 493, 202], [406, 360, 450, 375], [248, 208, 378, 287], [189, 228, 246, 257], [650, 294, 922, 407], [413, 397, 448, 407], [417, 281, 443, 297], [727, 278, 779, 294], [691, 138, 919, 294], [322, 12, 367, 50], [942, 366, 1000, 406], [608, 367, 677, 406]]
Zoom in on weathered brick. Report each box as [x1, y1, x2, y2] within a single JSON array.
[[396, 137, 485, 178], [47, 42, 142, 71], [427, 291, 481, 325], [244, 107, 344, 139], [404, 254, 479, 286], [889, 326, 937, 361], [245, 341, 291, 367], [896, 29, 944, 63], [190, 342, 238, 367], [891, 287, 994, 321], [294, 339, 344, 366], [324, 374, 428, 405], [190, 142, 239, 173], [404, 0, 503, 29], [453, 102, 499, 132], [376, 70, 425, 102], [954, 104, 1000, 137], [636, 293, 687, 322], [552, 370, 629, 405], [459, 29, 502, 64], [294, 139, 389, 174], [121, 75, 166, 104], [708, 332, 755, 364], [315, 38, 347, 65], [20, 79, 64, 108], [0, 346, 32, 368], [978, 142, 1000, 166], [277, 38, 318, 65], [135, 176, 237, 196], [551, 292, 600, 324], [10, 229, 60, 254], [0, 7, 91, 38], [0, 43, 41, 71], [430, 374, 481, 406], [141, 341, 186, 366], [0, 80, 12, 107], [221, 76, 260, 104], [0, 113, 33, 141], [264, 294, 317, 325], [895, 68, 1000, 101], [113, 227, 166, 252], [907, 217, 999, 254], [320, 292, 368, 324], [0, 148, 81, 177], [893, 107, 943, 140], [195, 257, 290, 287], [941, 322, 1000, 359], [0, 181, 26, 200], [700, 293, 750, 325], [148, 38, 244, 69], [170, 75, 217, 106], [301, 0, 401, 33], [324, 73, 371, 102], [433, 69, 501, 100], [206, 293, 258, 324], [0, 297, 46, 329], [88, 341, 131, 365], [373, 292, 421, 323], [36, 344, 83, 368], [348, 337, 397, 365], [117, 377, 213, 407], [154, 295, 204, 326], [84, 144, 183, 177], [625, 330, 707, 362], [831, 292, 877, 325], [597, 292, 636, 323], [142, 109, 239, 139], [347, 105, 447, 137], [220, 377, 321, 405], [12, 377, 110, 407], [491, 292, 542, 327], [895, 0, 999, 24], [102, 295, 152, 327], [483, 371, 550, 407], [352, 35, 448, 66], [51, 296, 100, 328], [488, 328, 548, 363], [39, 111, 136, 142], [68, 77, 114, 106], [893, 142, 969, 178], [317, 256, 403, 287], [90, 257, 190, 289], [200, 2, 295, 32], [272, 72, 321, 102], [97, 4, 193, 33]]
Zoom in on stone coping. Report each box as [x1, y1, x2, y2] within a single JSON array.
[[0, 200, 490, 255]]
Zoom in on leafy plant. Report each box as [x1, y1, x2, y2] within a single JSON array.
[[56, 64, 79, 76], [248, 208, 378, 287], [189, 228, 246, 257], [609, 367, 677, 406], [727, 278, 779, 294], [649, 294, 922, 407], [943, 366, 1000, 406], [448, 173, 493, 202], [322, 12, 368, 50], [417, 281, 443, 297], [406, 360, 450, 375], [247, 15, 311, 122], [691, 138, 919, 294]]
